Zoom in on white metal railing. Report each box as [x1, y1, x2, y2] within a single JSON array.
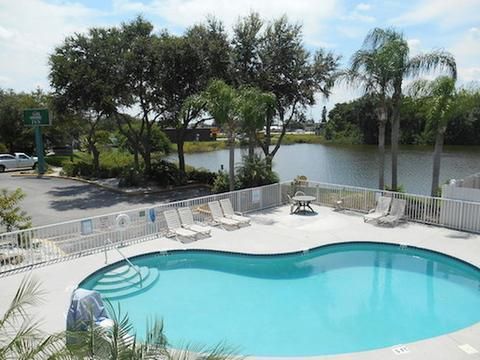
[[0, 183, 282, 274], [104, 238, 143, 287], [1, 180, 480, 275]]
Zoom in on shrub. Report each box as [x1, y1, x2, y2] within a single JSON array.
[[61, 151, 134, 179], [0, 143, 7, 153], [149, 160, 184, 187], [186, 168, 217, 185], [212, 171, 230, 193], [119, 168, 144, 188], [236, 155, 279, 189]]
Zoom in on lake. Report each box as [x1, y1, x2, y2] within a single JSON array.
[[171, 143, 480, 195]]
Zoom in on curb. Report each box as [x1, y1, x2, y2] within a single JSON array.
[[10, 173, 211, 196]]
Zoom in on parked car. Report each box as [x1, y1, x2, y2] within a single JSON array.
[[0, 153, 38, 172]]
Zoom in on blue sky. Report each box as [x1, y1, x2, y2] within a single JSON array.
[[0, 0, 479, 119]]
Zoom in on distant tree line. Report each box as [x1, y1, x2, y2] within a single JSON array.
[[325, 88, 480, 146]]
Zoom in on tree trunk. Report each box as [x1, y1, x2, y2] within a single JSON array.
[[378, 120, 386, 190], [143, 125, 152, 176], [248, 130, 256, 159], [431, 129, 445, 197], [92, 146, 100, 176], [228, 131, 235, 192], [391, 92, 401, 191], [133, 151, 139, 170], [177, 128, 186, 173]]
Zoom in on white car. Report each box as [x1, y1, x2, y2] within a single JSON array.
[[0, 153, 38, 172]]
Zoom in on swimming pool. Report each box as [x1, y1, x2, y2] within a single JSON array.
[[80, 243, 480, 356]]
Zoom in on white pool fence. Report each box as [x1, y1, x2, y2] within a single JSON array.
[[1, 180, 479, 274]]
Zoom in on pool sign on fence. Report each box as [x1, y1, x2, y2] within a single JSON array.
[[23, 108, 51, 175]]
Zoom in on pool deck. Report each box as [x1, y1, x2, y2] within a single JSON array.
[[1, 204, 480, 359]]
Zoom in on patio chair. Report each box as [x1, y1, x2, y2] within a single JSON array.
[[163, 210, 197, 242], [177, 207, 211, 237], [219, 198, 251, 225], [208, 201, 241, 230], [363, 196, 392, 223], [294, 191, 305, 196], [378, 199, 406, 227]]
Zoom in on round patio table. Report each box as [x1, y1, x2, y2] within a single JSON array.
[[291, 195, 316, 214]]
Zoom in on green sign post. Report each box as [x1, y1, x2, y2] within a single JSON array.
[[23, 108, 51, 175]]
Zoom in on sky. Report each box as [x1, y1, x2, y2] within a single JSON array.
[[0, 0, 479, 119]]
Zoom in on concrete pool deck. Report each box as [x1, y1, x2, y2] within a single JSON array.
[[1, 204, 480, 359]]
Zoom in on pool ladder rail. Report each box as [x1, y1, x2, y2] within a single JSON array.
[[104, 238, 143, 288]]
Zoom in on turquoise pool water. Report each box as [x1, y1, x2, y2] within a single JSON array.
[[80, 243, 480, 356]]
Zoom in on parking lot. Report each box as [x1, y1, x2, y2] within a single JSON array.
[[0, 174, 210, 228]]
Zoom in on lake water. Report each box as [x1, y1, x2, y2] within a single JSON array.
[[170, 143, 480, 195]]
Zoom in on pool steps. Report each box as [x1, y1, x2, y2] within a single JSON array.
[[91, 265, 160, 301]]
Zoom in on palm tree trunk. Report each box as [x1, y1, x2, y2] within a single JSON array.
[[378, 120, 386, 190], [431, 129, 445, 196], [391, 93, 401, 191], [228, 131, 235, 191]]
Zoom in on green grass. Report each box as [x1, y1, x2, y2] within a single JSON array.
[[273, 133, 326, 145], [179, 141, 228, 153]]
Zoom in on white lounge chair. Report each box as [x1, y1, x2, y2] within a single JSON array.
[[364, 196, 392, 223], [208, 201, 240, 229], [378, 199, 406, 226], [163, 210, 197, 242], [219, 199, 250, 225], [177, 207, 211, 237]]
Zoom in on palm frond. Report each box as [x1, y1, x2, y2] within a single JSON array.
[[0, 276, 44, 331], [407, 50, 457, 80]]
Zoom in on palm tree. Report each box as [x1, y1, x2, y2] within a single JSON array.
[[409, 76, 457, 196], [2, 277, 240, 360], [363, 28, 457, 191], [0, 277, 67, 359], [236, 86, 276, 160], [203, 80, 239, 192], [346, 43, 396, 189]]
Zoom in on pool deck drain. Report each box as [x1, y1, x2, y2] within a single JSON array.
[[1, 205, 480, 360]]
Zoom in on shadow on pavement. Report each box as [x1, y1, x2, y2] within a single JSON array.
[[47, 184, 212, 211]]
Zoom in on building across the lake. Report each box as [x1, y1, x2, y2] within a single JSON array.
[[163, 128, 218, 143]]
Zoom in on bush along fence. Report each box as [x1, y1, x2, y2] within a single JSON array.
[[1, 180, 480, 274]]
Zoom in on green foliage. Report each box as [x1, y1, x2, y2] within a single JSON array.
[[236, 155, 279, 189], [0, 277, 67, 358], [212, 171, 231, 193], [181, 141, 227, 153], [149, 160, 184, 187], [0, 188, 31, 232], [280, 134, 325, 145], [118, 167, 144, 188], [0, 143, 7, 153], [186, 167, 217, 185], [62, 151, 134, 179], [324, 113, 364, 144]]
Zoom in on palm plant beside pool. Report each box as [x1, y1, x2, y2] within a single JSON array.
[[1, 277, 239, 360]]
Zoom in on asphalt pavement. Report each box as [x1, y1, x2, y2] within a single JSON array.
[[0, 173, 211, 227]]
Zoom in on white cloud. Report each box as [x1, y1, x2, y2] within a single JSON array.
[[0, 0, 100, 91], [112, 0, 340, 46], [391, 0, 480, 27], [407, 38, 422, 56], [355, 3, 371, 11], [449, 27, 480, 84]]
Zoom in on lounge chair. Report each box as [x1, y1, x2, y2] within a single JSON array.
[[208, 201, 240, 229], [378, 199, 406, 226], [364, 196, 392, 223], [219, 199, 250, 225], [177, 207, 211, 237], [163, 210, 197, 242]]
